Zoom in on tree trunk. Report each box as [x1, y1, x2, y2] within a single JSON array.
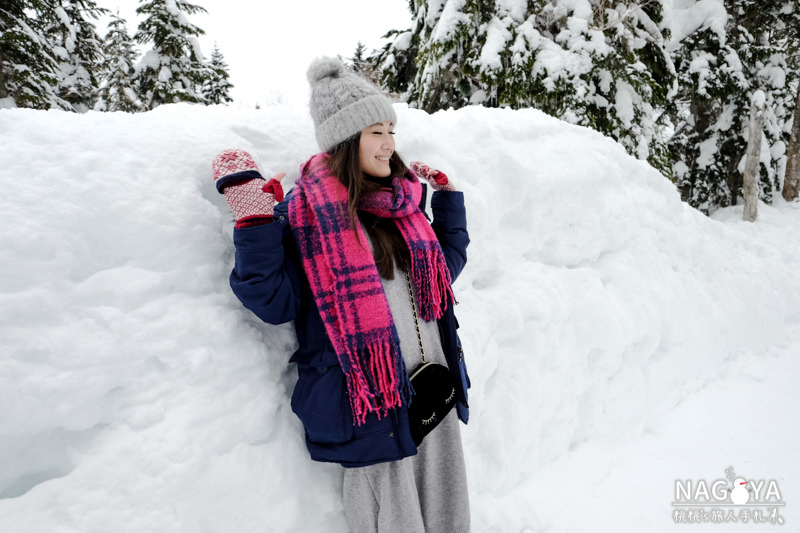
[[743, 91, 764, 222], [782, 82, 800, 202], [0, 48, 8, 100]]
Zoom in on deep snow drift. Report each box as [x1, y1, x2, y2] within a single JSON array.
[[1, 103, 798, 532]]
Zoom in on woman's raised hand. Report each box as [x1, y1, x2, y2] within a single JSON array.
[[409, 161, 456, 192], [212, 149, 285, 228]]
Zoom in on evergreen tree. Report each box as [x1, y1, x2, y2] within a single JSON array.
[[369, 25, 420, 98], [347, 41, 381, 86], [668, 0, 795, 213], [351, 41, 368, 72], [202, 42, 233, 105], [96, 12, 142, 112], [529, 1, 676, 171], [372, 0, 676, 171], [667, 17, 741, 212], [0, 0, 68, 109], [393, 0, 485, 111], [133, 0, 209, 109], [42, 0, 108, 112]]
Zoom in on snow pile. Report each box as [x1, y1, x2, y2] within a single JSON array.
[[1, 103, 798, 532]]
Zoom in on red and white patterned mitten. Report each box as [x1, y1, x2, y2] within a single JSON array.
[[212, 149, 284, 228], [409, 161, 456, 192]]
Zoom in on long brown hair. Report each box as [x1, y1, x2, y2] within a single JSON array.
[[327, 133, 410, 280]]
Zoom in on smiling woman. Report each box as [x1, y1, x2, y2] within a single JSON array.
[[211, 56, 472, 531], [359, 121, 396, 178]]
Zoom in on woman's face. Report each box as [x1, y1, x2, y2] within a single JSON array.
[[358, 121, 395, 178]]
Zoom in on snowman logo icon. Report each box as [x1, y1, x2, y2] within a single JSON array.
[[731, 478, 751, 505], [725, 467, 752, 505]]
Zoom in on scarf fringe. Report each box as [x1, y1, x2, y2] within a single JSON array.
[[411, 248, 454, 321], [345, 340, 412, 425]]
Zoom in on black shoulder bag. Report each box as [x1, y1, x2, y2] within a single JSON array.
[[404, 269, 458, 446]]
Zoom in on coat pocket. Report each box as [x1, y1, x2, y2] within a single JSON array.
[[291, 363, 354, 444]]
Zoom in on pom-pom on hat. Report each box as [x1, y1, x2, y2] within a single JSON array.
[[307, 56, 397, 152]]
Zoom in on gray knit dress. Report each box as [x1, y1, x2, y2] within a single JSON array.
[[342, 258, 471, 533]]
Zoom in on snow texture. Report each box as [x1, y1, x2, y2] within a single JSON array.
[[431, 0, 469, 42], [671, 0, 728, 45], [0, 103, 798, 532]]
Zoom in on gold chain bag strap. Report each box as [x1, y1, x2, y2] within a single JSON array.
[[404, 269, 458, 446]]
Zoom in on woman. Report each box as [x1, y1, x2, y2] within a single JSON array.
[[212, 57, 471, 532]]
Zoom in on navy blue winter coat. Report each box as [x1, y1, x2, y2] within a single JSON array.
[[229, 187, 470, 467]]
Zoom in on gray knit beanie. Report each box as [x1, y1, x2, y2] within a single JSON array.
[[307, 56, 397, 152]]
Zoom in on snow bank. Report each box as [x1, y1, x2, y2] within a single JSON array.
[[1, 103, 799, 532]]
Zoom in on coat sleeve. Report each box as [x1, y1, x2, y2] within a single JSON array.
[[229, 199, 302, 324], [430, 191, 469, 282]]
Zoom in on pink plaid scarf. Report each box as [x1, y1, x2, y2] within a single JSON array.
[[288, 153, 453, 426]]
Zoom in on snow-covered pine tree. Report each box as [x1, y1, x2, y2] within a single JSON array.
[[202, 42, 233, 105], [351, 41, 368, 73], [96, 12, 142, 112], [668, 0, 794, 213], [527, 1, 676, 171], [348, 41, 382, 86], [0, 0, 68, 109], [732, 0, 795, 209], [371, 0, 676, 172], [368, 15, 420, 99], [404, 0, 486, 111], [667, 10, 741, 212], [41, 0, 108, 112], [133, 0, 209, 109]]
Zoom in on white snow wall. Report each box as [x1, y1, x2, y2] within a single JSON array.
[[1, 104, 799, 532]]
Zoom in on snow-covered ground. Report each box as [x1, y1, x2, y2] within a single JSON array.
[[1, 103, 797, 532]]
